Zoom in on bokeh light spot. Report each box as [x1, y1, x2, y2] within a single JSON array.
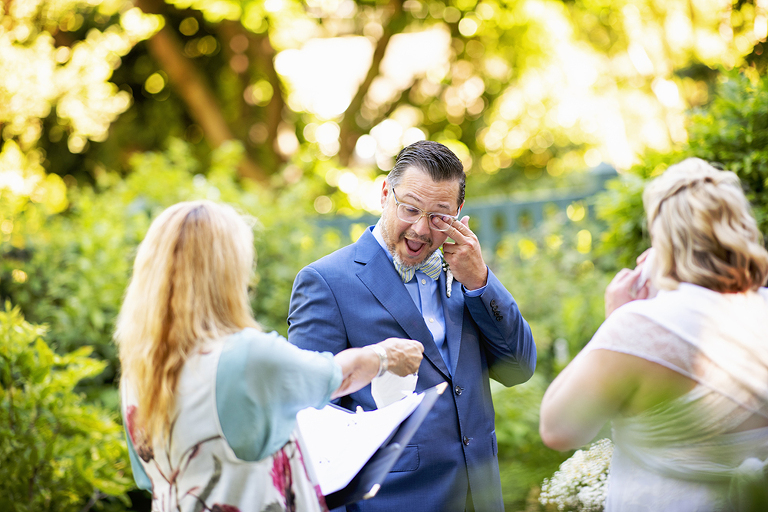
[[314, 195, 333, 214]]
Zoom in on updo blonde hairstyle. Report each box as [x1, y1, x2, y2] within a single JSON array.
[[116, 200, 259, 441], [643, 157, 768, 293]]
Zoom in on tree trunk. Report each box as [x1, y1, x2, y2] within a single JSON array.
[[251, 34, 286, 163], [216, 20, 287, 170], [338, 0, 407, 166], [135, 0, 267, 182]]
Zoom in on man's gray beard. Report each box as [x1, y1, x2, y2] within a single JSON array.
[[393, 252, 418, 270], [381, 209, 436, 270]]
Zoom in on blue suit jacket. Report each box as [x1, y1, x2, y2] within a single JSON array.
[[287, 229, 536, 512]]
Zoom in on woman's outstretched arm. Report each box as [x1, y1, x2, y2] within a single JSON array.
[[331, 338, 423, 399]]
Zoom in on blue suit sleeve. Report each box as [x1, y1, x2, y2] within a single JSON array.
[[287, 265, 349, 356], [464, 267, 537, 386]]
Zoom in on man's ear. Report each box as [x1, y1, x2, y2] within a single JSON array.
[[381, 180, 389, 209]]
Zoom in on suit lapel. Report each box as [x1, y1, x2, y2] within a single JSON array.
[[354, 231, 451, 380], [440, 270, 465, 375]]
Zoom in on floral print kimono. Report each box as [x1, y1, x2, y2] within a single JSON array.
[[122, 330, 340, 512]]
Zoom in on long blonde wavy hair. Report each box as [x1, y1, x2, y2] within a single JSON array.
[[644, 158, 768, 292], [116, 200, 260, 441]]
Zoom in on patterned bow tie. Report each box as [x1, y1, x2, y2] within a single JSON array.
[[394, 250, 443, 283]]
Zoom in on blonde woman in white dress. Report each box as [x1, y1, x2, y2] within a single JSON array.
[[540, 158, 768, 511]]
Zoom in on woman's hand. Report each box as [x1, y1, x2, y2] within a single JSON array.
[[635, 248, 652, 266], [604, 266, 649, 318], [331, 339, 423, 399], [377, 338, 424, 376]]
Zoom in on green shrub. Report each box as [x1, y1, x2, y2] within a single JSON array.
[[595, 72, 768, 269], [489, 211, 613, 510], [494, 375, 573, 510], [492, 215, 611, 377], [0, 139, 343, 399], [0, 302, 132, 511], [594, 172, 651, 270], [687, 73, 768, 233]]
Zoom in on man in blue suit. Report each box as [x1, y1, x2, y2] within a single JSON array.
[[287, 140, 536, 512]]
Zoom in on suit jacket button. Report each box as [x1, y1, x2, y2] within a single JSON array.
[[490, 299, 497, 307], [454, 385, 462, 396], [495, 314, 503, 321], [463, 436, 470, 446]]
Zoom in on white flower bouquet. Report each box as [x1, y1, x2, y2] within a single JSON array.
[[539, 438, 614, 512]]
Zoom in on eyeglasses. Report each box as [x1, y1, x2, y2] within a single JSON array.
[[390, 187, 460, 232]]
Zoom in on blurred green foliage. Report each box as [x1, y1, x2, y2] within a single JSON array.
[[0, 139, 341, 400], [0, 303, 132, 511], [596, 72, 768, 269], [490, 212, 612, 510], [6, 0, 765, 208], [687, 73, 768, 233], [494, 218, 610, 378], [593, 172, 650, 269]]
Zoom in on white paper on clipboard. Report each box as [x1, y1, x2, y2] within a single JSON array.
[[295, 392, 424, 496]]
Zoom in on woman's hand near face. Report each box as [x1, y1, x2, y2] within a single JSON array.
[[604, 250, 656, 318]]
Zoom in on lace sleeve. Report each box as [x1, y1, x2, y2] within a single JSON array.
[[583, 308, 768, 420], [583, 309, 700, 380]]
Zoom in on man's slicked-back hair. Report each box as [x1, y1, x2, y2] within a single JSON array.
[[389, 140, 466, 207]]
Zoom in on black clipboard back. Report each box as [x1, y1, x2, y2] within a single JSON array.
[[324, 382, 448, 509]]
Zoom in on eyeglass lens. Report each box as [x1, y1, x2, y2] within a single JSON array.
[[396, 204, 454, 232]]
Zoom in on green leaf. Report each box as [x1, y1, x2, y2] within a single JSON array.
[[0, 304, 132, 508]]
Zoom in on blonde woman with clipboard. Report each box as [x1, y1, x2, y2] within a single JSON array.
[[116, 200, 422, 512]]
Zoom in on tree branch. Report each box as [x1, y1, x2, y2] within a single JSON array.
[[372, 80, 417, 129], [135, 0, 267, 182], [80, 490, 107, 512], [338, 0, 407, 166], [251, 33, 286, 165], [216, 20, 287, 169]]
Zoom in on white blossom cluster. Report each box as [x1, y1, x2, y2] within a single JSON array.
[[539, 438, 614, 512]]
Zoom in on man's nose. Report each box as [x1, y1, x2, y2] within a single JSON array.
[[412, 214, 432, 235]]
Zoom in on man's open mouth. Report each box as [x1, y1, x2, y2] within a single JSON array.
[[405, 238, 426, 256]]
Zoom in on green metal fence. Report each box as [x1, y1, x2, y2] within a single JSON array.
[[319, 163, 618, 256]]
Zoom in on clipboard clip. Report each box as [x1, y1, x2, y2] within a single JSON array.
[[363, 484, 381, 499]]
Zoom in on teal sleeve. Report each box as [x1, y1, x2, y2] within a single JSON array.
[[216, 328, 343, 461], [124, 425, 152, 491]]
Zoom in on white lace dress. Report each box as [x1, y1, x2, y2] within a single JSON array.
[[582, 284, 768, 512]]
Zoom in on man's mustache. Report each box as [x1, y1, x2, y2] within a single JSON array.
[[400, 230, 431, 246]]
